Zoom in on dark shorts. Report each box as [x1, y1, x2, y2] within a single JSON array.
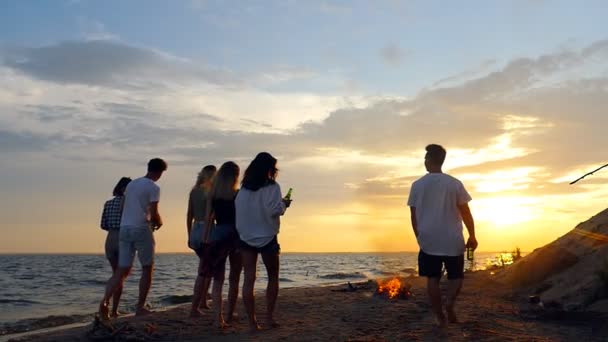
[[418, 250, 464, 280], [238, 236, 280, 255]]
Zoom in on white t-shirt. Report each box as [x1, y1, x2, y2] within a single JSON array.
[[120, 177, 160, 229], [407, 173, 471, 256], [235, 182, 286, 248]]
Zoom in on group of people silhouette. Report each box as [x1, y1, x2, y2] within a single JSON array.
[[97, 145, 477, 332], [98, 152, 290, 331]]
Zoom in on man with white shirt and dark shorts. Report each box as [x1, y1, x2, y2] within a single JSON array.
[[407, 144, 477, 329], [99, 158, 167, 320]]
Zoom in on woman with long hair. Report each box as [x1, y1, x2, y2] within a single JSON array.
[[100, 176, 132, 317], [203, 161, 242, 328], [187, 165, 216, 317], [235, 152, 291, 331]]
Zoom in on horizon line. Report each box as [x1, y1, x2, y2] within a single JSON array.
[[0, 250, 525, 255]]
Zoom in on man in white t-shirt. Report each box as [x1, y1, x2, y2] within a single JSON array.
[[99, 158, 167, 320], [407, 144, 477, 329]]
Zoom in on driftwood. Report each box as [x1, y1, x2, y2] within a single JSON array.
[[86, 315, 159, 341], [330, 281, 373, 293], [570, 163, 608, 185]]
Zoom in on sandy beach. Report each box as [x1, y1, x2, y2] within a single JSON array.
[[8, 269, 606, 342]]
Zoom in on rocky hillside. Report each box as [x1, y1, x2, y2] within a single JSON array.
[[495, 208, 608, 311]]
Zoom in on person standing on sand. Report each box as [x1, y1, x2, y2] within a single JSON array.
[[235, 152, 292, 331], [407, 144, 477, 329], [202, 161, 242, 328], [187, 165, 216, 317], [99, 158, 167, 320], [99, 176, 131, 318]]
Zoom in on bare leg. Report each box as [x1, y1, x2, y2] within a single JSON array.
[[427, 277, 447, 329], [261, 252, 280, 328], [199, 276, 211, 309], [99, 267, 131, 320], [135, 265, 154, 316], [226, 250, 242, 323], [212, 272, 227, 328], [109, 259, 124, 317], [191, 276, 206, 317], [446, 278, 463, 323], [241, 249, 260, 332], [110, 259, 123, 317], [191, 257, 208, 317]]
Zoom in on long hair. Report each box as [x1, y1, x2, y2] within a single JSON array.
[[113, 177, 132, 197], [208, 161, 240, 201], [241, 152, 278, 191], [193, 165, 217, 190]]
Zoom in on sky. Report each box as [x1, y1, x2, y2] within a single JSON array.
[[1, 0, 608, 253]]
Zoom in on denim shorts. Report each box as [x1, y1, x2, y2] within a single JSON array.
[[189, 221, 214, 251], [118, 227, 155, 267]]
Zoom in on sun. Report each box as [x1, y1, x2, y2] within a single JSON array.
[[473, 196, 538, 228]]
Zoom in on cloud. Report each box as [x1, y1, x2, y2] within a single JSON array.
[[380, 43, 406, 67], [432, 59, 497, 87], [3, 36, 608, 252], [77, 17, 118, 41], [2, 38, 608, 214], [0, 40, 242, 88], [0, 130, 51, 152]]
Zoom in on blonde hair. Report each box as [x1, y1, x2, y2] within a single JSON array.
[[193, 165, 216, 190], [208, 161, 240, 200]]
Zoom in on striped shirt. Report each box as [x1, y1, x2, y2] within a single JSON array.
[[100, 196, 124, 231]]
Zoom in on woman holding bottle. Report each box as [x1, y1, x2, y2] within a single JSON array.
[[235, 152, 292, 331]]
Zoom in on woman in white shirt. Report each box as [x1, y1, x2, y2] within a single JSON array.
[[235, 152, 291, 331]]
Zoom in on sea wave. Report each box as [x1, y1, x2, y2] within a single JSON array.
[[279, 278, 294, 282], [0, 314, 91, 336], [317, 272, 368, 280], [400, 267, 417, 274], [0, 299, 41, 305], [79, 279, 108, 286]]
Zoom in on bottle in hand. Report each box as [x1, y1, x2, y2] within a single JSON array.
[[466, 247, 474, 261], [284, 188, 293, 200]]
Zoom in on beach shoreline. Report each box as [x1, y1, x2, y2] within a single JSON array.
[[7, 270, 606, 341]]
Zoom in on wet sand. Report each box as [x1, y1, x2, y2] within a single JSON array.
[[8, 270, 606, 341]]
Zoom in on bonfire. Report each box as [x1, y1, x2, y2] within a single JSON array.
[[375, 277, 412, 300]]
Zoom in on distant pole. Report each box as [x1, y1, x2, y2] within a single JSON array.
[[570, 163, 608, 185]]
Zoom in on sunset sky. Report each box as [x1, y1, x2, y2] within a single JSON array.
[[1, 0, 608, 253]]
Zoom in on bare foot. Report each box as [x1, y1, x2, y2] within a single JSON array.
[[135, 307, 154, 317], [110, 311, 124, 318], [199, 302, 210, 310], [189, 309, 204, 318], [226, 313, 239, 324], [215, 319, 231, 330], [434, 313, 448, 330], [98, 302, 110, 321], [248, 322, 262, 333], [446, 307, 459, 324], [265, 319, 280, 329]]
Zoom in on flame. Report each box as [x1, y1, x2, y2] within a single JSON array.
[[377, 277, 402, 299]]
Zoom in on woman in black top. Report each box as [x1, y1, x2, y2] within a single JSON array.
[[203, 161, 242, 329]]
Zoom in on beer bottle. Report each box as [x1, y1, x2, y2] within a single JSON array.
[[466, 247, 474, 261], [284, 188, 293, 200]]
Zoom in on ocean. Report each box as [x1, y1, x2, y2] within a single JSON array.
[[0, 252, 503, 336]]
